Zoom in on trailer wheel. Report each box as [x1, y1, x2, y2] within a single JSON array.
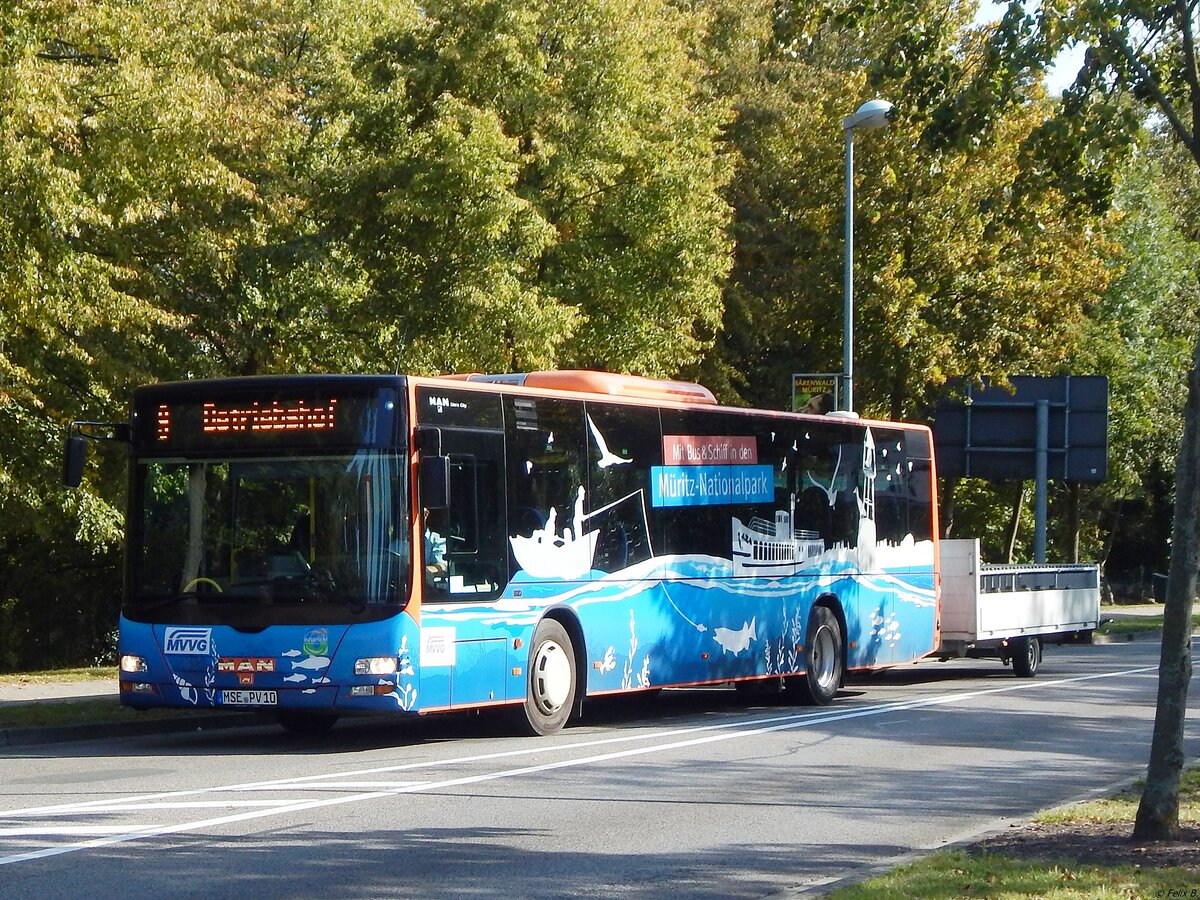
[[789, 606, 844, 705], [1011, 636, 1041, 678]]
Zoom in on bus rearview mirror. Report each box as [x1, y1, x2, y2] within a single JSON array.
[[63, 435, 87, 488]]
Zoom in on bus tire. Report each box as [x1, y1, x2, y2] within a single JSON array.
[[520, 618, 577, 736], [1011, 636, 1041, 678], [277, 711, 339, 734], [791, 606, 844, 706]]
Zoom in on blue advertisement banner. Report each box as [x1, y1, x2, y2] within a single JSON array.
[[650, 465, 774, 508]]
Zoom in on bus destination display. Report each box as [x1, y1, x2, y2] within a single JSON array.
[[156, 399, 339, 441], [137, 391, 396, 452]]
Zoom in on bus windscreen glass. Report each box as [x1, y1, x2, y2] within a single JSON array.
[[130, 450, 408, 621]]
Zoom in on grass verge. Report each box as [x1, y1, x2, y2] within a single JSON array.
[[1095, 609, 1200, 636], [1035, 767, 1200, 826], [0, 666, 117, 684], [830, 768, 1200, 899], [0, 697, 205, 730], [828, 850, 1178, 899]]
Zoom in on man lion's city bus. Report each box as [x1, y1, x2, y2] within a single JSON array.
[[64, 371, 939, 735]]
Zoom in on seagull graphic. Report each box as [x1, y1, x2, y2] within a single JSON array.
[[586, 415, 632, 468]]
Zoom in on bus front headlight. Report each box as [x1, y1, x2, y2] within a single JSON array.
[[354, 657, 398, 676]]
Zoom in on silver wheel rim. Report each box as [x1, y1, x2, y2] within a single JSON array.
[[811, 625, 837, 688], [532, 639, 572, 714]]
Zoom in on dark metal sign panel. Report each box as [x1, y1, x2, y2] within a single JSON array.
[[933, 376, 1108, 482]]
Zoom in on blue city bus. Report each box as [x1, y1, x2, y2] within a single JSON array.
[[64, 371, 940, 735]]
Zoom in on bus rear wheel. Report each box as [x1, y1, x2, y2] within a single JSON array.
[[788, 606, 844, 706], [519, 619, 577, 736]]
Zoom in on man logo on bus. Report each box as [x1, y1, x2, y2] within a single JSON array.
[[164, 627, 212, 655], [428, 396, 466, 413]]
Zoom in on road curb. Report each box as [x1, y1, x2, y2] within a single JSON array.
[[0, 711, 271, 748]]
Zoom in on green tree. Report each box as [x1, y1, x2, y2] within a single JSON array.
[[705, 1, 1112, 420], [1067, 142, 1198, 575], [326, 0, 733, 377], [0, 0, 407, 669], [0, 0, 735, 668], [958, 0, 1200, 842]]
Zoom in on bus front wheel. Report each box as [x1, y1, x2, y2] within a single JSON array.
[[520, 619, 577, 736], [789, 606, 844, 706]]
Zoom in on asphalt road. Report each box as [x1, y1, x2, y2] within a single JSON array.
[[0, 638, 1192, 899]]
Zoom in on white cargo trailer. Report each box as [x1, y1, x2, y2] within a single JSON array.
[[936, 538, 1101, 676]]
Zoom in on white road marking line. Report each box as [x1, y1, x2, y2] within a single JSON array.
[[0, 826, 175, 837], [1, 708, 865, 819], [234, 781, 428, 790], [0, 663, 1156, 866], [10, 663, 1147, 821], [14, 801, 298, 814]]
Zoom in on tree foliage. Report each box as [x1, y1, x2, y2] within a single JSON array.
[[325, 0, 732, 376], [0, 0, 733, 668], [705, 1, 1113, 421], [943, 0, 1200, 844]]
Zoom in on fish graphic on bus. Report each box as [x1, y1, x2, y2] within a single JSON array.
[[712, 619, 757, 656]]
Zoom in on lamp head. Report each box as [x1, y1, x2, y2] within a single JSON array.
[[844, 99, 896, 132]]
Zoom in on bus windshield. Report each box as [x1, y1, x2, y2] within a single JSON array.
[[130, 450, 408, 623]]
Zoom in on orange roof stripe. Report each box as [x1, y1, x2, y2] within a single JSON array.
[[437, 370, 718, 405]]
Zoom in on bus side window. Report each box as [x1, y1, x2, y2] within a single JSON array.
[[584, 402, 661, 574], [873, 429, 909, 545], [504, 397, 588, 580], [656, 408, 738, 562], [796, 424, 866, 549], [908, 456, 936, 543]]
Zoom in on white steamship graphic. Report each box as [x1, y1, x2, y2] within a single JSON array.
[[732, 429, 877, 577], [732, 504, 824, 578]]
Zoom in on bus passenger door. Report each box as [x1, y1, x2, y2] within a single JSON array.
[[421, 428, 507, 600], [418, 426, 509, 708]]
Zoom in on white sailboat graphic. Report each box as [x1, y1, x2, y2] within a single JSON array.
[[509, 487, 598, 580], [509, 488, 649, 580]]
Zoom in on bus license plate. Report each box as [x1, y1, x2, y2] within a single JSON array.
[[220, 689, 277, 706]]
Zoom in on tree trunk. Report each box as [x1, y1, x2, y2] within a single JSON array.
[[1004, 482, 1026, 563], [940, 478, 959, 538], [1133, 337, 1200, 840], [1102, 495, 1124, 567], [1067, 482, 1081, 562]]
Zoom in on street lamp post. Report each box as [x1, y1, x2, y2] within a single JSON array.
[[842, 98, 895, 414]]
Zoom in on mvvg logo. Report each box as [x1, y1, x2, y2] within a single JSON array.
[[164, 627, 213, 655]]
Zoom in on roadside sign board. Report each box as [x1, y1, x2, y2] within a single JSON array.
[[791, 374, 841, 414], [933, 375, 1108, 483]]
